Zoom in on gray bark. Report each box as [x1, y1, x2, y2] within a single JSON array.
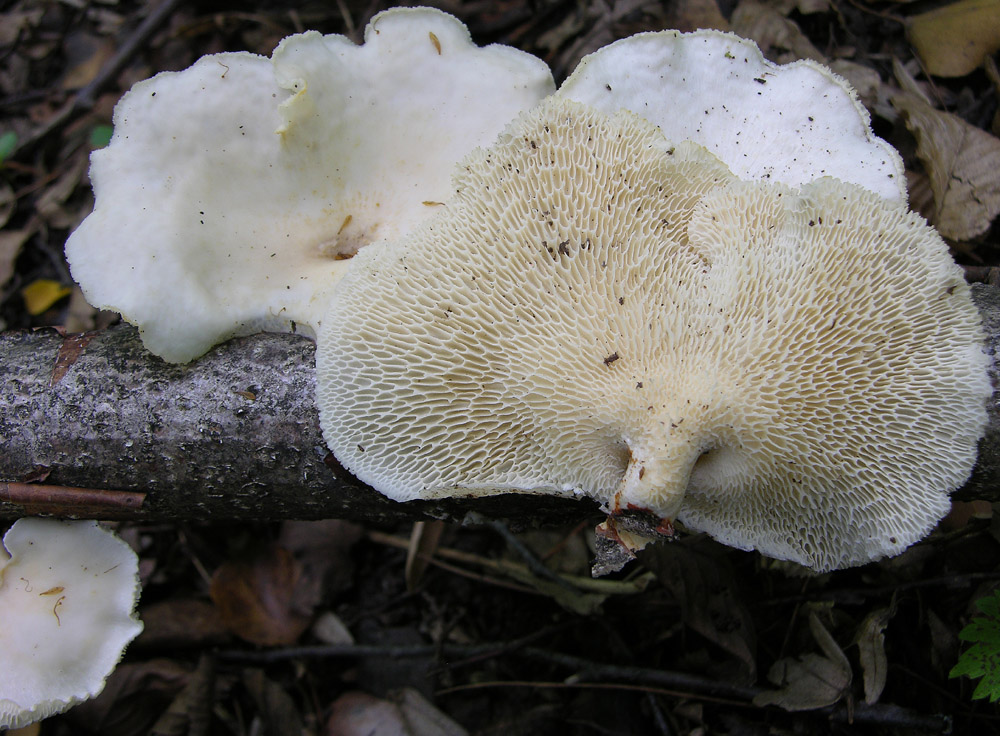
[[2, 283, 1000, 523]]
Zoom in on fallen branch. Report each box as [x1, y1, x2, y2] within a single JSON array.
[[2, 284, 999, 522]]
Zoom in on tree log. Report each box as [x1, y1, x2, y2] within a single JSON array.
[[3, 284, 1000, 522]]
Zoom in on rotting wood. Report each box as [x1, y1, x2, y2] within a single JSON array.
[[2, 284, 1000, 522]]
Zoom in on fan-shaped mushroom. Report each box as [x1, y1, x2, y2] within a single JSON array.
[[556, 29, 905, 202], [316, 97, 989, 571], [65, 7, 555, 363], [0, 519, 143, 729]]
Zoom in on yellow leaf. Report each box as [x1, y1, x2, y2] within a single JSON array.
[[21, 279, 72, 315], [907, 0, 1000, 77]]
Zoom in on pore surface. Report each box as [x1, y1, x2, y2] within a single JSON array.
[[317, 97, 988, 571]]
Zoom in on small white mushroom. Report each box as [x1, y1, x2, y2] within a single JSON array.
[[556, 30, 906, 202], [316, 97, 989, 571], [65, 7, 554, 363], [0, 519, 143, 729]]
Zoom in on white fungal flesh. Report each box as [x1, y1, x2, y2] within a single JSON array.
[[65, 7, 554, 363], [556, 30, 907, 203], [0, 519, 143, 729], [317, 97, 989, 572]]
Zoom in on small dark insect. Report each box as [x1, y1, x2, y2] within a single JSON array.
[[604, 352, 620, 366]]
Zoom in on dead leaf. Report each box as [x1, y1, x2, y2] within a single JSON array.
[[907, 0, 1000, 77], [753, 611, 852, 711], [243, 669, 305, 736], [63, 285, 98, 333], [35, 151, 89, 229], [150, 655, 215, 736], [0, 181, 14, 230], [730, 1, 825, 63], [666, 0, 730, 32], [893, 62, 1000, 240], [50, 330, 96, 385], [210, 543, 311, 646], [640, 537, 757, 682], [313, 610, 355, 645], [278, 518, 363, 607], [326, 688, 468, 736], [406, 520, 446, 592], [21, 279, 72, 315], [855, 607, 893, 704], [0, 10, 44, 47], [986, 57, 1000, 136], [135, 598, 231, 650], [64, 658, 191, 735], [0, 219, 38, 288], [60, 33, 117, 90]]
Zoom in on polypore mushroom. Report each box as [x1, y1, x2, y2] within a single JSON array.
[[0, 518, 143, 729], [316, 96, 989, 571], [555, 29, 906, 202], [65, 7, 554, 363]]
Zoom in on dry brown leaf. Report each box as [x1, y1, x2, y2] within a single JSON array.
[[753, 611, 852, 711], [0, 10, 44, 46], [64, 658, 191, 735], [666, 0, 730, 32], [0, 223, 36, 288], [149, 655, 215, 736], [986, 57, 1000, 136], [326, 688, 467, 736], [855, 607, 893, 704], [63, 285, 98, 333], [406, 520, 446, 592], [0, 181, 14, 230], [730, 0, 825, 62], [907, 0, 1000, 77], [35, 151, 89, 229], [135, 598, 231, 650], [640, 537, 757, 682], [209, 543, 311, 646], [60, 33, 117, 90], [242, 669, 306, 736], [278, 518, 362, 606], [893, 88, 1000, 240]]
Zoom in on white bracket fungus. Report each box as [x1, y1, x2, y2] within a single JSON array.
[[0, 519, 143, 729], [316, 97, 989, 572], [66, 7, 554, 363], [556, 30, 906, 203]]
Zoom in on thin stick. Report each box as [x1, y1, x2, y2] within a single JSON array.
[[0, 482, 146, 518]]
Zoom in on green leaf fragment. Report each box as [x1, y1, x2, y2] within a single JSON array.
[[951, 589, 1000, 702], [89, 124, 113, 149], [0, 131, 17, 163]]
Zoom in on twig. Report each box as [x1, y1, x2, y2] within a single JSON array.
[[435, 679, 750, 708], [485, 518, 581, 593], [367, 529, 653, 595], [214, 638, 949, 731], [0, 481, 146, 518]]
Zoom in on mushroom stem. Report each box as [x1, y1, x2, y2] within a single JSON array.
[[614, 425, 706, 521]]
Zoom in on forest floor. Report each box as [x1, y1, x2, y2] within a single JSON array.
[[3, 0, 1000, 734]]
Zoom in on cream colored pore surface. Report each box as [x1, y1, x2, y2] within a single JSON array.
[[317, 97, 989, 571]]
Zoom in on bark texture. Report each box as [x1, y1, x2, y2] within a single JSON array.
[[2, 283, 999, 522]]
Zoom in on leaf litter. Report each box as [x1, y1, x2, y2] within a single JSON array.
[[2, 0, 1000, 733]]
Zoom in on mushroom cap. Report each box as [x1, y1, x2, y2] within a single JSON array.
[[0, 519, 143, 729], [66, 7, 554, 363], [556, 29, 906, 202], [316, 96, 989, 571]]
